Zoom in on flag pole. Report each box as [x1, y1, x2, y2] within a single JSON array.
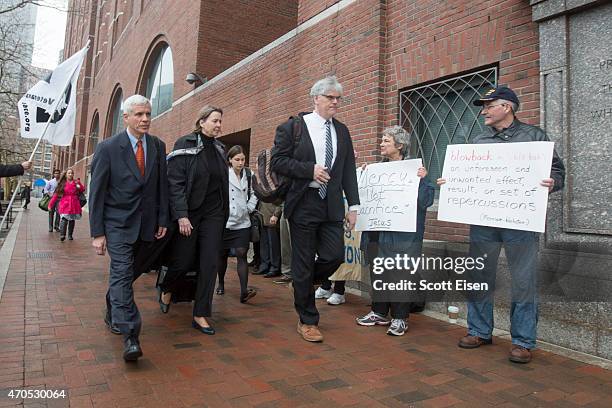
[[0, 42, 89, 231]]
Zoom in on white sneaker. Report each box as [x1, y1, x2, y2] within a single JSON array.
[[326, 293, 346, 305], [315, 287, 333, 299], [356, 311, 391, 326], [386, 319, 407, 336]]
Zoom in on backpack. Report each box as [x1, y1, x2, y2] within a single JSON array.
[[253, 116, 302, 204]]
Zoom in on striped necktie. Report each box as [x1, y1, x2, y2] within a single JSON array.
[[319, 120, 333, 199]]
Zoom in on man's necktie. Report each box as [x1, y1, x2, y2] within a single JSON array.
[[319, 120, 333, 199], [136, 140, 145, 177]]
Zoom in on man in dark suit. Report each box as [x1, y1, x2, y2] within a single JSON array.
[[89, 95, 168, 361], [271, 76, 360, 342]]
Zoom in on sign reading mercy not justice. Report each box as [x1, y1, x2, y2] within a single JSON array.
[[356, 159, 422, 232], [438, 142, 554, 232]]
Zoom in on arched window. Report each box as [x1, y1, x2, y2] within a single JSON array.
[[145, 45, 174, 117], [88, 113, 99, 156], [110, 89, 124, 136]]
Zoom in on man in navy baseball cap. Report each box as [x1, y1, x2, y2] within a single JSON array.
[[437, 84, 566, 364], [473, 86, 520, 109]]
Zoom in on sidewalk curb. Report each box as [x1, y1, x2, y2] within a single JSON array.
[[0, 210, 23, 300], [420, 309, 612, 370]]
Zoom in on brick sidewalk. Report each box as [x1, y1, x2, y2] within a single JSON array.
[[0, 207, 610, 407]]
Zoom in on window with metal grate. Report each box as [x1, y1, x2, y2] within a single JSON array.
[[399, 67, 497, 195]]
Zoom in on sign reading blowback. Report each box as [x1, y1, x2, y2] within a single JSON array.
[[438, 142, 554, 232]]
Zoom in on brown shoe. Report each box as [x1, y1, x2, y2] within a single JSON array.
[[458, 334, 493, 349], [509, 345, 532, 363], [297, 321, 323, 342]]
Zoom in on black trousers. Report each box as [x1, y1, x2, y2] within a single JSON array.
[[166, 215, 225, 317], [321, 279, 345, 295], [289, 189, 344, 325], [259, 226, 281, 274]]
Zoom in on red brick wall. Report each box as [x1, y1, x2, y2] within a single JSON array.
[[197, 0, 298, 81], [381, 0, 541, 242], [298, 0, 340, 24], [383, 0, 540, 125], [61, 0, 541, 244]]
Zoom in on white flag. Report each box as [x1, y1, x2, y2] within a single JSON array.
[[18, 42, 89, 146]]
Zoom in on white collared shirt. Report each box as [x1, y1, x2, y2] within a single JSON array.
[[44, 178, 58, 194], [304, 111, 337, 188], [126, 129, 147, 165]]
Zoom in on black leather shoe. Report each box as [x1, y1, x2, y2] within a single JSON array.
[[252, 269, 268, 275], [273, 276, 293, 284], [240, 288, 257, 303], [123, 337, 142, 362], [264, 271, 281, 278], [157, 288, 170, 314], [192, 319, 215, 335], [104, 312, 121, 335]]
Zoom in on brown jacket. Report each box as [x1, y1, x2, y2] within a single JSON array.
[[258, 202, 282, 227]]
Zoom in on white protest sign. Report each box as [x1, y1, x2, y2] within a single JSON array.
[[438, 142, 554, 232], [356, 159, 421, 232]]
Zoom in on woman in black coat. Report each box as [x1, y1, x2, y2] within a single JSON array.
[[160, 106, 229, 335]]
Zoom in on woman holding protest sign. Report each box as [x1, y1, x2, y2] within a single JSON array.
[[356, 126, 434, 336]]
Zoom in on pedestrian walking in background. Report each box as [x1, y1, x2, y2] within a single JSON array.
[[44, 169, 62, 231], [20, 183, 31, 209], [49, 169, 85, 241]]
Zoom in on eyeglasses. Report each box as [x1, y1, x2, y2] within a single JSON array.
[[321, 94, 342, 102]]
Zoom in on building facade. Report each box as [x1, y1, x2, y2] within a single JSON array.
[[58, 0, 611, 358]]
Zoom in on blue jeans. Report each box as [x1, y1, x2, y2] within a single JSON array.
[[467, 225, 539, 349]]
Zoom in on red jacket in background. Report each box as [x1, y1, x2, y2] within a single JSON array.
[[49, 180, 84, 215]]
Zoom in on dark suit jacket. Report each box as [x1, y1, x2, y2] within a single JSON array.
[[0, 164, 24, 178], [89, 131, 169, 244], [270, 113, 359, 221]]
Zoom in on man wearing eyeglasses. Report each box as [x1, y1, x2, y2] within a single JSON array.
[[438, 86, 565, 363], [271, 76, 360, 342]]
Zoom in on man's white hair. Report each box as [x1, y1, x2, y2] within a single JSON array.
[[498, 98, 519, 113], [122, 95, 151, 114], [310, 76, 343, 97]]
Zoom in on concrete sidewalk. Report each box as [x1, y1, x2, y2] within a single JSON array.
[[0, 207, 610, 407]]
